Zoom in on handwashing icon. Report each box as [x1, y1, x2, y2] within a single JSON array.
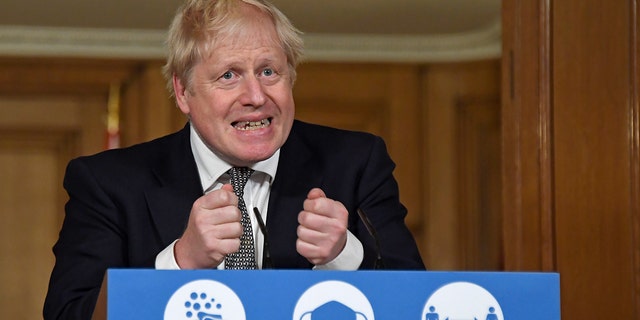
[[192, 312, 223, 320], [190, 312, 223, 320]]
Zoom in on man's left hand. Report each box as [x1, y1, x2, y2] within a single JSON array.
[[296, 188, 348, 265]]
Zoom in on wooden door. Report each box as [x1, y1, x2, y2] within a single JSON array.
[[503, 0, 640, 318]]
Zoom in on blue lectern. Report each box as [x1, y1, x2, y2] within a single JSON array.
[[94, 269, 560, 320]]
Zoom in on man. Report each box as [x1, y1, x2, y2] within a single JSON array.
[[44, 0, 425, 318]]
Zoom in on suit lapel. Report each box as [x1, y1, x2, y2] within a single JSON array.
[[144, 125, 203, 245], [267, 123, 323, 267]]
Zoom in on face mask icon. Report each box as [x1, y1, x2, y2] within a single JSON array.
[[299, 301, 368, 320]]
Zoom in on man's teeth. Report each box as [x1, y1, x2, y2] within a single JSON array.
[[234, 118, 271, 130]]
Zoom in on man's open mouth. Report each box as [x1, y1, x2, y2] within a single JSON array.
[[232, 118, 272, 131]]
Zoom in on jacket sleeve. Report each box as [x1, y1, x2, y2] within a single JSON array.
[[43, 158, 128, 319], [352, 136, 425, 270]]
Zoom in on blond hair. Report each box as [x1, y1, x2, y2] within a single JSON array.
[[163, 0, 304, 96]]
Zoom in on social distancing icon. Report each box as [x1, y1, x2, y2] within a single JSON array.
[[422, 282, 504, 320]]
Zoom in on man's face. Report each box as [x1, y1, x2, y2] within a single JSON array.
[[174, 5, 295, 166]]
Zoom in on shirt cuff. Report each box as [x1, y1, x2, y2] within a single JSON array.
[[155, 239, 181, 270], [313, 230, 364, 271]]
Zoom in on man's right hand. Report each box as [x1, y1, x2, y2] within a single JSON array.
[[174, 184, 242, 269]]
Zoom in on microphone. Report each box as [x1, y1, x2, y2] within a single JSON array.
[[252, 207, 273, 269], [356, 208, 385, 269]]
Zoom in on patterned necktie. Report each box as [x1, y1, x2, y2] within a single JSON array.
[[225, 167, 257, 269]]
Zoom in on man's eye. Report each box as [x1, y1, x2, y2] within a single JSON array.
[[262, 68, 274, 76], [221, 71, 233, 80]]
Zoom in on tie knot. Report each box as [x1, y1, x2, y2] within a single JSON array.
[[228, 167, 253, 196]]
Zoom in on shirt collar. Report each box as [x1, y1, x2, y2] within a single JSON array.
[[189, 124, 279, 192]]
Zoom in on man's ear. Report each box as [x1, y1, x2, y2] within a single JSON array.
[[172, 74, 190, 114]]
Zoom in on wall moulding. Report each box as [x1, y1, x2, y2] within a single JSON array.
[[0, 21, 501, 62]]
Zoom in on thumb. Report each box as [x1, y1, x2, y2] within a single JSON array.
[[307, 187, 326, 199], [221, 184, 234, 192]]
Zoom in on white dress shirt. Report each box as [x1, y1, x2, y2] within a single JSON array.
[[155, 125, 363, 270]]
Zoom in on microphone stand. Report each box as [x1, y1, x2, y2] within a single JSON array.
[[253, 207, 273, 269], [357, 208, 385, 269]]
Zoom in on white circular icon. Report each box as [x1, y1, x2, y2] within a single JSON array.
[[164, 279, 246, 320], [423, 281, 503, 320]]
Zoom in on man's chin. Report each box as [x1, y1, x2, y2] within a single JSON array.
[[227, 149, 278, 166]]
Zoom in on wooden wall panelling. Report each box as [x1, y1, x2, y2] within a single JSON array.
[[451, 63, 501, 270], [0, 131, 73, 319], [0, 57, 153, 317], [456, 96, 502, 270], [119, 66, 143, 146], [120, 61, 185, 147], [0, 94, 106, 318], [423, 61, 501, 271], [424, 64, 464, 270], [0, 58, 138, 95]]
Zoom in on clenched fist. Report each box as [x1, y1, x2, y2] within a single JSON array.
[[174, 184, 243, 269], [296, 188, 349, 265]]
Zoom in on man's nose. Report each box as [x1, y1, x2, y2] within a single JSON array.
[[239, 75, 267, 107]]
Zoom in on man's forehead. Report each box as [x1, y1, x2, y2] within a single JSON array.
[[202, 29, 283, 60]]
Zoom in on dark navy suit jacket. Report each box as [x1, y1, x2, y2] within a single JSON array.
[[43, 120, 425, 319]]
